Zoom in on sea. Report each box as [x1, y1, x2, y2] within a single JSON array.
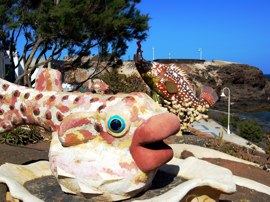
[[241, 111, 270, 132], [239, 74, 270, 131]]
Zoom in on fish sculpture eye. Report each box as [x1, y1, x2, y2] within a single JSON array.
[[107, 115, 126, 137]]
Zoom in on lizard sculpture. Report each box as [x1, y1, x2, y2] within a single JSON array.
[[134, 41, 218, 130]]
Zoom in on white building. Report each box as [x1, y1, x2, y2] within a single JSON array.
[[0, 50, 25, 80], [0, 50, 49, 84], [0, 50, 76, 91]]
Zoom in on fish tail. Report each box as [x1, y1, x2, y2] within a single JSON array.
[[0, 79, 26, 133], [199, 86, 218, 106], [0, 78, 58, 133]]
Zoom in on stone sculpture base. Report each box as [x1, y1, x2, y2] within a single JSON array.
[[0, 157, 236, 202], [4, 170, 221, 202]]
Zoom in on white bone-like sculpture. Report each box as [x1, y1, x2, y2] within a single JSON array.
[[170, 143, 259, 167]]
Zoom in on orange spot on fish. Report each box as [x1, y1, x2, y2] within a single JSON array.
[[100, 131, 115, 144], [20, 104, 26, 113], [59, 117, 92, 137], [33, 108, 40, 116], [45, 111, 52, 120], [24, 93, 30, 99], [61, 95, 69, 101], [78, 129, 93, 140], [122, 96, 136, 106], [102, 168, 118, 176], [107, 96, 116, 101], [56, 111, 64, 121], [131, 106, 139, 122], [90, 97, 99, 103], [74, 96, 81, 103], [35, 93, 43, 100], [2, 84, 9, 91], [57, 105, 69, 113], [13, 90, 20, 97], [97, 104, 106, 112], [119, 162, 136, 170], [94, 123, 103, 132], [63, 133, 82, 147]]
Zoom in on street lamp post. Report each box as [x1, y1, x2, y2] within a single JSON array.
[[197, 48, 203, 60], [152, 47, 155, 61], [221, 87, 231, 135]]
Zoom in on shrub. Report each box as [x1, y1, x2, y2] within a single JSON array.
[[219, 115, 240, 131], [0, 126, 43, 145], [237, 120, 263, 143], [97, 70, 148, 94], [266, 134, 270, 155]]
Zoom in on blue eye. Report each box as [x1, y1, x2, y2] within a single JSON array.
[[107, 115, 126, 134]]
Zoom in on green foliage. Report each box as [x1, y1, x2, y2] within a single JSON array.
[[266, 135, 270, 155], [215, 114, 264, 143], [151, 91, 163, 103], [0, 0, 149, 56], [97, 70, 148, 93], [0, 0, 149, 85], [220, 115, 240, 131], [237, 120, 263, 143], [0, 126, 43, 145], [78, 85, 88, 93]]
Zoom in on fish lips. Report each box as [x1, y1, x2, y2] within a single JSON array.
[[130, 113, 180, 173]]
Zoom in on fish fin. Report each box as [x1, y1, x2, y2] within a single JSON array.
[[200, 86, 219, 106], [164, 80, 178, 94], [167, 64, 192, 85], [151, 90, 163, 103], [35, 68, 63, 91], [169, 64, 188, 78]]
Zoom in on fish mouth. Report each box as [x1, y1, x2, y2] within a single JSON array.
[[130, 113, 180, 173]]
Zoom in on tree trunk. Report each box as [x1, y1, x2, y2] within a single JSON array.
[[23, 38, 43, 86]]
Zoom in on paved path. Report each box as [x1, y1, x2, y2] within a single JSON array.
[[0, 143, 49, 165], [190, 119, 265, 153]]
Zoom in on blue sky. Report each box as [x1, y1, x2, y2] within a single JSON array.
[[123, 0, 270, 74]]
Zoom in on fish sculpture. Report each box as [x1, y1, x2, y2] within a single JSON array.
[[134, 42, 218, 130], [0, 68, 180, 201]]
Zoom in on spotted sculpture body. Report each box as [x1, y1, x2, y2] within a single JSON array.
[[154, 63, 217, 106], [144, 62, 215, 107], [0, 68, 180, 201]]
